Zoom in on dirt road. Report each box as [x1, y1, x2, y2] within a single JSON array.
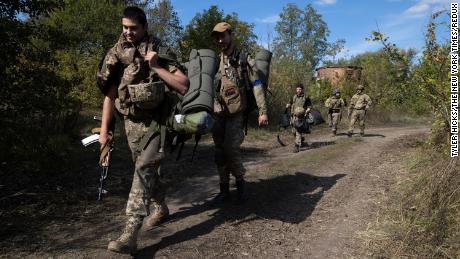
[[2, 125, 428, 258]]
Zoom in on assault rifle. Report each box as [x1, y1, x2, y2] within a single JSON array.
[[81, 115, 115, 201]]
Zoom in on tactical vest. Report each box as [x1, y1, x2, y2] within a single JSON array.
[[112, 35, 173, 119], [351, 94, 371, 110], [292, 94, 308, 110], [326, 96, 345, 113], [215, 49, 249, 115]]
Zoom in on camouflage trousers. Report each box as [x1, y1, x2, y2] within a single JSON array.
[[348, 109, 366, 133], [212, 113, 245, 184], [330, 112, 341, 132], [327, 113, 333, 127], [294, 129, 305, 146], [124, 118, 166, 217]]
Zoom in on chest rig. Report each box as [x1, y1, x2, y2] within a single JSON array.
[[215, 49, 250, 115], [114, 35, 167, 118]]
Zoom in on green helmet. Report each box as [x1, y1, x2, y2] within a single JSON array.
[[357, 85, 365, 90]]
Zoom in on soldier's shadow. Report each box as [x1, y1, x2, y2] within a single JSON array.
[[135, 172, 345, 258]]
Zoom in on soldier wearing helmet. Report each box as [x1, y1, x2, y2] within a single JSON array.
[[286, 83, 312, 152], [325, 88, 346, 135], [347, 84, 372, 137]]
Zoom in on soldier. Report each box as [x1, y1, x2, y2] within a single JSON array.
[[211, 22, 269, 202], [347, 84, 372, 137], [325, 88, 346, 136], [286, 83, 312, 153], [96, 7, 189, 254]]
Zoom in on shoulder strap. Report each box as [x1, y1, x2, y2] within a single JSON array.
[[219, 52, 225, 77]]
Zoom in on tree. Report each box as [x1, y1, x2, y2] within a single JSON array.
[[180, 5, 257, 60], [272, 3, 344, 87], [0, 0, 127, 170], [368, 11, 450, 146], [273, 3, 303, 60], [147, 0, 182, 54]]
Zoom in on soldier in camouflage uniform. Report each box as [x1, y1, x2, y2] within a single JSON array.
[[211, 22, 269, 202], [325, 88, 346, 136], [347, 85, 372, 137], [96, 7, 189, 254], [286, 83, 312, 153]]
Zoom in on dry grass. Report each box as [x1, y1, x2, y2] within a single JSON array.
[[364, 146, 460, 258]]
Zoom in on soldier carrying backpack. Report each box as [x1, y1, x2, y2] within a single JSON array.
[[211, 22, 270, 203]]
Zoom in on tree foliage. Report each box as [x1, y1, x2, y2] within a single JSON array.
[[368, 11, 450, 146], [147, 0, 182, 54], [180, 5, 257, 60], [273, 3, 344, 81], [269, 2, 344, 110]]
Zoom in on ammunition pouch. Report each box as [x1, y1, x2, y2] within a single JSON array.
[[220, 79, 246, 115], [128, 80, 165, 110], [330, 108, 341, 113]]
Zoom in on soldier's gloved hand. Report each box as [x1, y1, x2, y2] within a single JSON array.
[[145, 51, 159, 69], [258, 114, 268, 126]]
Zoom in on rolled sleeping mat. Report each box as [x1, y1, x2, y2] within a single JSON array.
[[255, 49, 272, 86], [181, 49, 217, 114]]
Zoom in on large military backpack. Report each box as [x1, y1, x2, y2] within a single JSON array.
[[162, 49, 218, 160]]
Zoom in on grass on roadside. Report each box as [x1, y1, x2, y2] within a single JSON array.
[[364, 145, 459, 259]]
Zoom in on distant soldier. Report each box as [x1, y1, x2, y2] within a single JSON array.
[[286, 83, 312, 153], [325, 88, 346, 135], [211, 22, 269, 202], [347, 85, 371, 137]]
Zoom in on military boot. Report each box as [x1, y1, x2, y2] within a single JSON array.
[[107, 215, 142, 254], [144, 200, 169, 228], [292, 144, 300, 153], [212, 182, 230, 203], [332, 129, 337, 136], [236, 179, 248, 202], [347, 131, 352, 137], [360, 130, 365, 137]]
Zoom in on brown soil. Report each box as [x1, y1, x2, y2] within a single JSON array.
[[0, 125, 428, 259]]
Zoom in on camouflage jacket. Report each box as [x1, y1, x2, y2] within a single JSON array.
[[96, 33, 179, 117], [350, 93, 372, 110], [215, 47, 268, 116], [325, 96, 346, 112]]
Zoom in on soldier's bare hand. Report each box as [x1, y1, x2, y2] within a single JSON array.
[[258, 114, 268, 126], [145, 51, 159, 68], [99, 132, 110, 148]]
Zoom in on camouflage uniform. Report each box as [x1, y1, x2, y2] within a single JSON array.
[[348, 92, 372, 135], [325, 95, 346, 134], [289, 93, 312, 147], [97, 33, 179, 217], [213, 48, 268, 184]]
